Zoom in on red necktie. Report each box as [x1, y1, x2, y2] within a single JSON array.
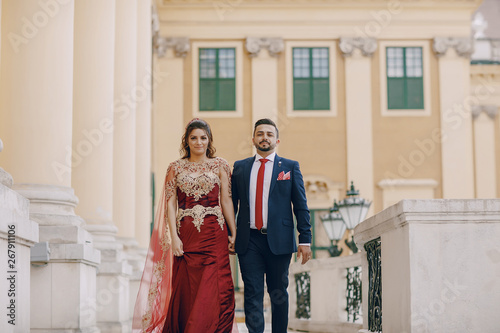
[[255, 158, 269, 230]]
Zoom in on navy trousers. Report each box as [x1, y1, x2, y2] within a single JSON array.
[[238, 229, 292, 333]]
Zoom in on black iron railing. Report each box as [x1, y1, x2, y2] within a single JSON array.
[[295, 272, 311, 319], [365, 238, 382, 332], [346, 266, 362, 322]]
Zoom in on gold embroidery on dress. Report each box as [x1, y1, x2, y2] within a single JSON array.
[[177, 172, 219, 201], [177, 204, 225, 232]]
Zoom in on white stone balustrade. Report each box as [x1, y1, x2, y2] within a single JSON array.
[[0, 168, 39, 333], [354, 199, 500, 333], [289, 253, 364, 333]]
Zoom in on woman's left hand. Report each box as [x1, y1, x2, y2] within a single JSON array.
[[228, 235, 236, 254]]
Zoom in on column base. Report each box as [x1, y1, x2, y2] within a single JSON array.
[[96, 321, 132, 333], [31, 328, 100, 333], [86, 226, 132, 331], [12, 183, 101, 331], [0, 167, 13, 188], [119, 237, 147, 319]]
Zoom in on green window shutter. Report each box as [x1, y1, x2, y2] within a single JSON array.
[[406, 77, 424, 109], [200, 79, 217, 110], [218, 79, 236, 110], [386, 46, 424, 110], [312, 79, 329, 109], [293, 79, 311, 110], [387, 77, 405, 109], [293, 47, 330, 110], [199, 48, 236, 111]]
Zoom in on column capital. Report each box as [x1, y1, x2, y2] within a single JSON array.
[[471, 105, 499, 120], [433, 37, 473, 58], [246, 37, 284, 57], [155, 37, 190, 58], [339, 37, 377, 57]]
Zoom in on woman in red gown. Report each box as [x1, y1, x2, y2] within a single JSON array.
[[132, 119, 237, 333]]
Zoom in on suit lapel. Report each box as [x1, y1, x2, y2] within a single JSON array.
[[269, 155, 281, 195], [243, 156, 254, 201]]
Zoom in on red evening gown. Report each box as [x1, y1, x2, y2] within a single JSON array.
[[132, 157, 235, 333]]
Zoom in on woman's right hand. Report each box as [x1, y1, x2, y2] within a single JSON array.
[[171, 236, 184, 257]]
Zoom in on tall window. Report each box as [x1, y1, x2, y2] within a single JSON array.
[[293, 47, 330, 110], [386, 47, 424, 110], [199, 48, 236, 111]]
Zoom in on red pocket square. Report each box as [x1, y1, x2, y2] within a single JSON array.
[[277, 171, 291, 181]]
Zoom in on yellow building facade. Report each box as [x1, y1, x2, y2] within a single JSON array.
[[0, 0, 499, 331], [153, 0, 500, 256]]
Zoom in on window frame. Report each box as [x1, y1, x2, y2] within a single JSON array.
[[192, 41, 243, 118], [379, 40, 431, 117], [286, 41, 337, 117]]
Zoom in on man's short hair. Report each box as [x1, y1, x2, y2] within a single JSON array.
[[253, 118, 279, 138]]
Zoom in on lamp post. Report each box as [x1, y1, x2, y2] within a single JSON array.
[[320, 200, 346, 257], [337, 181, 371, 253]]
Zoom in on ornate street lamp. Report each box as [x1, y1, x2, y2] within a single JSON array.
[[338, 181, 371, 253], [320, 200, 346, 257]]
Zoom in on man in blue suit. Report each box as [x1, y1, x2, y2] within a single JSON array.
[[232, 118, 312, 333]]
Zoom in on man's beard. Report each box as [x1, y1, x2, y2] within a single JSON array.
[[255, 141, 275, 152]]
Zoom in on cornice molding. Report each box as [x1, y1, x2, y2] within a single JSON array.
[[471, 105, 499, 120], [339, 37, 377, 57], [246, 37, 284, 57], [154, 37, 190, 58], [433, 37, 474, 58], [161, 0, 482, 6]]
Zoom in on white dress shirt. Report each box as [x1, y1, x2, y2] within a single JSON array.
[[249, 152, 275, 229]]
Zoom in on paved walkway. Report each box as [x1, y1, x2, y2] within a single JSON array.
[[236, 323, 297, 332], [236, 322, 272, 332]]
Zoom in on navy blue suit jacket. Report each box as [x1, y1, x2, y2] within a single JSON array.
[[232, 155, 311, 255]]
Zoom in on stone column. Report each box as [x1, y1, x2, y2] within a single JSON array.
[[0, 1, 100, 332], [72, 1, 132, 332], [113, 0, 138, 243], [152, 37, 188, 202], [472, 105, 498, 198], [246, 37, 283, 126], [433, 37, 475, 198], [0, 143, 39, 333], [340, 37, 377, 215], [128, 0, 153, 320], [111, 0, 141, 329]]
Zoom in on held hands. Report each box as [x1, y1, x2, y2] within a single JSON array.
[[171, 236, 184, 257], [228, 234, 236, 255], [297, 245, 312, 265]]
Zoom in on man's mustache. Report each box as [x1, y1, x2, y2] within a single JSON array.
[[259, 140, 270, 144]]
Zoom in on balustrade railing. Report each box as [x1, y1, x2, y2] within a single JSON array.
[[289, 253, 363, 333], [364, 237, 382, 332]]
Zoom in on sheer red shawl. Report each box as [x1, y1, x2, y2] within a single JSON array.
[[132, 167, 174, 333]]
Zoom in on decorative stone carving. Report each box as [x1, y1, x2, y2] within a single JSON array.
[[246, 37, 284, 57], [155, 37, 190, 58], [471, 105, 499, 120], [433, 37, 474, 58], [339, 37, 377, 57], [472, 12, 488, 40]]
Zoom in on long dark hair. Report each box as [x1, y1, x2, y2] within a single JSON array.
[[180, 118, 216, 159]]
